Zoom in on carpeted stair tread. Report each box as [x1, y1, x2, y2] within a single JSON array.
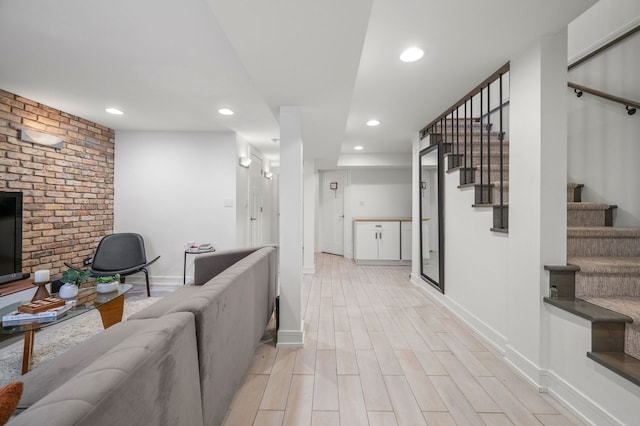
[[568, 203, 616, 227], [567, 202, 612, 210], [568, 227, 640, 238], [567, 227, 640, 257], [568, 256, 640, 274]]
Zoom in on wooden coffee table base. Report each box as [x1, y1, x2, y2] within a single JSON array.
[[22, 330, 36, 375], [20, 294, 126, 374], [96, 294, 125, 329]]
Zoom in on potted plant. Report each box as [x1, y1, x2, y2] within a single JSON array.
[[94, 274, 120, 294], [59, 268, 92, 298]]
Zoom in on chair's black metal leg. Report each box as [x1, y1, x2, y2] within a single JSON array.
[[143, 268, 150, 297]]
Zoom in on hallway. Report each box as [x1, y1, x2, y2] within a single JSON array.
[[223, 253, 583, 425]]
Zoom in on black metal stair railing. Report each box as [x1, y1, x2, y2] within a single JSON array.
[[419, 63, 510, 231]]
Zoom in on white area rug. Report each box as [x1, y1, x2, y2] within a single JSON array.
[[0, 297, 160, 386]]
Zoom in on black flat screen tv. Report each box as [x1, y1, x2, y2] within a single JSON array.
[[0, 191, 23, 285]]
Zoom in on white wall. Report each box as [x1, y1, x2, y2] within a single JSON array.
[[443, 173, 509, 345], [568, 0, 640, 63], [303, 160, 316, 274], [235, 135, 278, 246], [567, 1, 640, 227], [114, 131, 237, 285], [236, 135, 250, 247], [506, 30, 568, 383], [261, 169, 277, 244], [347, 169, 412, 218]]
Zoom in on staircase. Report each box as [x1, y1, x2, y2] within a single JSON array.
[[435, 118, 510, 232], [567, 184, 640, 361], [545, 185, 640, 386]]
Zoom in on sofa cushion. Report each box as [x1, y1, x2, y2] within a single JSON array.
[[10, 312, 203, 426], [17, 317, 156, 408]]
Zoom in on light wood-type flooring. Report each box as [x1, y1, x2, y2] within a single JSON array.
[[223, 253, 584, 426]]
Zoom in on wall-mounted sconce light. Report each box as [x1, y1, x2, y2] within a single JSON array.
[[239, 156, 252, 168], [264, 171, 273, 180], [20, 129, 63, 149]]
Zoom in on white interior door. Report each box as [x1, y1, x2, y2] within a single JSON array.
[[249, 155, 263, 246], [321, 171, 345, 256]]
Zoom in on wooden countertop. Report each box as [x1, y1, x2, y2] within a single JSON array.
[[352, 218, 429, 222], [353, 217, 412, 222]]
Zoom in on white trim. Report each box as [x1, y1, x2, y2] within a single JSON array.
[[411, 273, 507, 355], [568, 16, 640, 66], [356, 259, 407, 266], [543, 369, 622, 426], [277, 321, 305, 348], [125, 276, 181, 286], [303, 266, 316, 275], [503, 344, 544, 391]]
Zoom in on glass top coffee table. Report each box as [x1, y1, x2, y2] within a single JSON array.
[[1, 284, 132, 374]]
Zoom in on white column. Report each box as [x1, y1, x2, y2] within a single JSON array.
[[303, 159, 316, 274], [506, 29, 568, 385], [411, 134, 421, 281], [277, 106, 305, 348]]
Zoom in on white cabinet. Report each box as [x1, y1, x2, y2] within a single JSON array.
[[354, 221, 400, 263], [355, 225, 379, 260], [400, 221, 412, 261]]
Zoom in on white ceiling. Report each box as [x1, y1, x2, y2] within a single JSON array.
[[0, 0, 596, 168]]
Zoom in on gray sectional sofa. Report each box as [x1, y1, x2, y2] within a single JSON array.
[[10, 245, 278, 426]]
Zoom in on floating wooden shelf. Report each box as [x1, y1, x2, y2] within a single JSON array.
[[0, 278, 36, 297]]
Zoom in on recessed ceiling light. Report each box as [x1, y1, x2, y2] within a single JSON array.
[[400, 47, 424, 63], [105, 107, 124, 115], [218, 108, 234, 116], [354, 145, 364, 151], [366, 119, 381, 127]]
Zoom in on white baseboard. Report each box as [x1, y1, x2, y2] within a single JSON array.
[[411, 273, 507, 355], [503, 345, 545, 391], [543, 369, 621, 426], [277, 321, 305, 348], [303, 266, 316, 275], [125, 276, 182, 287]]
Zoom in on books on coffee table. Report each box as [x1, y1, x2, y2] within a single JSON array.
[[2, 303, 73, 326]]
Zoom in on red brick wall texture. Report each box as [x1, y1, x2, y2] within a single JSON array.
[[0, 89, 114, 276]]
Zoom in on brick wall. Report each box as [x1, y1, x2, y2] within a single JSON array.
[[0, 89, 114, 277]]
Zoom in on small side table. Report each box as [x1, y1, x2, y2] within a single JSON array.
[[183, 248, 216, 285]]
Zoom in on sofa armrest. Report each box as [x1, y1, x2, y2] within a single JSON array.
[[193, 246, 262, 285]]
